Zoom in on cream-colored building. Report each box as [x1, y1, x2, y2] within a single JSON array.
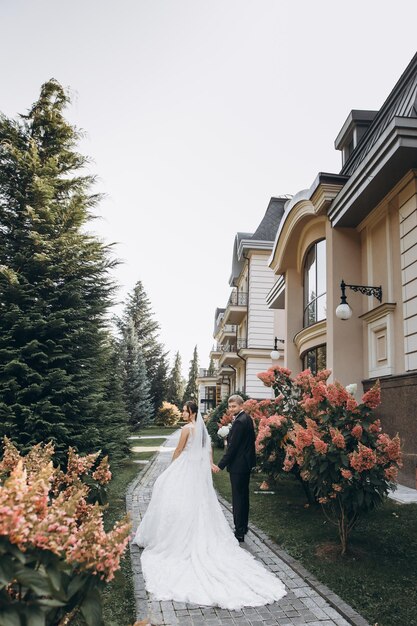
[[267, 53, 417, 488], [198, 198, 287, 412]]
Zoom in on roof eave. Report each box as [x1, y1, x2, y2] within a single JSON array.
[[329, 116, 417, 227]]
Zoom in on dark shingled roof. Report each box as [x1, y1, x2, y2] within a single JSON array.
[[228, 197, 289, 286], [341, 52, 417, 176], [251, 197, 287, 241]]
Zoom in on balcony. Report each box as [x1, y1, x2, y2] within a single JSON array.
[[214, 316, 237, 339], [196, 367, 219, 385], [218, 338, 247, 366], [209, 343, 223, 358], [199, 368, 219, 378], [218, 342, 238, 366], [223, 291, 248, 325]]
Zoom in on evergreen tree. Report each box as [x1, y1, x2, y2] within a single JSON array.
[[117, 281, 168, 411], [207, 357, 215, 376], [96, 336, 130, 462], [0, 79, 127, 460], [182, 346, 199, 404], [167, 351, 184, 408], [120, 321, 153, 429], [152, 356, 169, 411]]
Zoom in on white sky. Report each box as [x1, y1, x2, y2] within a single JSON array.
[[1, 0, 417, 376]]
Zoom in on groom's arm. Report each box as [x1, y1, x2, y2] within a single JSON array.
[[217, 421, 244, 470]]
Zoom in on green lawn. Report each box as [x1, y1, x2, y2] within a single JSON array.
[[100, 459, 139, 626], [212, 448, 417, 626], [135, 425, 181, 436], [131, 450, 157, 461]]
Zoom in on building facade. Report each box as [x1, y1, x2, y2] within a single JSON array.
[[197, 198, 287, 413], [267, 53, 417, 488]]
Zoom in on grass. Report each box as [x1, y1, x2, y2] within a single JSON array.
[[131, 450, 157, 461], [212, 448, 417, 626], [135, 425, 181, 437], [100, 459, 139, 626]]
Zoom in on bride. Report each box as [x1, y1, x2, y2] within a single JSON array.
[[133, 400, 286, 610]]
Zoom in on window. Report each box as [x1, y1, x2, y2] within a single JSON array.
[[303, 240, 326, 327], [201, 386, 216, 412], [302, 345, 327, 375]]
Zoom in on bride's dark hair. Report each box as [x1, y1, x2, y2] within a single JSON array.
[[185, 400, 198, 416], [185, 400, 207, 448]]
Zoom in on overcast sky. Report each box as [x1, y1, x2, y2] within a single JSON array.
[[1, 0, 417, 376]]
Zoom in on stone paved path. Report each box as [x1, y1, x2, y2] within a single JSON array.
[[126, 432, 370, 626]]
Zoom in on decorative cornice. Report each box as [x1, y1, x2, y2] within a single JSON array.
[[237, 239, 273, 260], [239, 347, 277, 359], [294, 319, 327, 354], [358, 302, 396, 323], [310, 182, 346, 214]]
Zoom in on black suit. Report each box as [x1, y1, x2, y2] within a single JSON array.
[[218, 410, 256, 538]]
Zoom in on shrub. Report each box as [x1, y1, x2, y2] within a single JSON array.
[[0, 438, 131, 625], [206, 391, 249, 448], [257, 366, 403, 554], [241, 398, 292, 484], [155, 401, 181, 427]]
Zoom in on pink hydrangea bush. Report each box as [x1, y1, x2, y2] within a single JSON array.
[[254, 367, 332, 500], [262, 369, 402, 555], [0, 438, 131, 625], [241, 398, 291, 485]]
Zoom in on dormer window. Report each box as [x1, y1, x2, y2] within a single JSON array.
[[335, 110, 378, 167]]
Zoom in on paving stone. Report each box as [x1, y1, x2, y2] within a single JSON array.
[[127, 430, 370, 626]]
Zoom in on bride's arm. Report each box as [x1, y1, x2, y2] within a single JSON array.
[[171, 426, 190, 461]]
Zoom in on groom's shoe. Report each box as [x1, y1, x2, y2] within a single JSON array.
[[234, 532, 244, 543]]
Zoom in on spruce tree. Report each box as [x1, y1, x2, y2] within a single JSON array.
[[167, 351, 184, 408], [152, 356, 169, 411], [0, 79, 127, 460], [117, 281, 168, 411], [96, 336, 130, 462], [120, 321, 153, 429], [182, 346, 199, 404], [208, 357, 215, 376]]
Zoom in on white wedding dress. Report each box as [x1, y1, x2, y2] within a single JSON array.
[[133, 416, 286, 610]]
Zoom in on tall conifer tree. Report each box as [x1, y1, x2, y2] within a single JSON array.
[[117, 281, 168, 411], [167, 351, 184, 408], [183, 346, 199, 404], [120, 321, 153, 429], [0, 79, 127, 459]]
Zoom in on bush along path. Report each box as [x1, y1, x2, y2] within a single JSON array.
[[126, 430, 370, 626]]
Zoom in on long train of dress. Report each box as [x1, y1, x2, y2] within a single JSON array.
[[133, 426, 286, 611]]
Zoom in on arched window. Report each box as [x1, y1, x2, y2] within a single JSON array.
[[303, 240, 326, 327], [302, 345, 327, 375]]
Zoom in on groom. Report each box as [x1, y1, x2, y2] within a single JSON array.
[[212, 394, 256, 543]]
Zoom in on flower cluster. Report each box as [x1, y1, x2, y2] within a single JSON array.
[[218, 424, 232, 439], [256, 367, 403, 554], [92, 456, 112, 485], [0, 438, 131, 582]]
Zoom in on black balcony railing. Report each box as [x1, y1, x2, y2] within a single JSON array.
[[220, 339, 247, 353], [214, 320, 237, 337], [227, 291, 248, 307], [199, 368, 218, 378], [221, 343, 236, 353]]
